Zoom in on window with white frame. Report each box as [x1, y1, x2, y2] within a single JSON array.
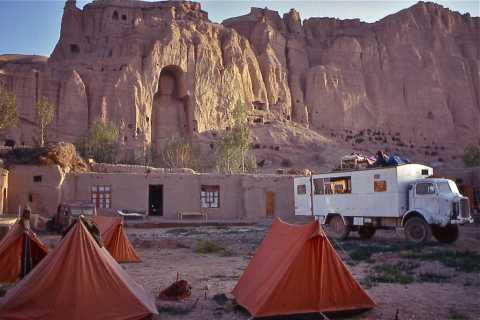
[[200, 185, 220, 208], [91, 185, 112, 209]]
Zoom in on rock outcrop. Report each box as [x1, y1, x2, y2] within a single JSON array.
[[0, 0, 478, 161], [0, 142, 88, 173]]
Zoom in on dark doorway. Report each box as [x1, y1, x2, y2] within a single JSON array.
[[149, 185, 163, 216]]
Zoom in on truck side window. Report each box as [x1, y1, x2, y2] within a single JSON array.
[[297, 185, 307, 195], [330, 176, 352, 194], [374, 180, 387, 192], [313, 178, 324, 194], [416, 183, 435, 195]]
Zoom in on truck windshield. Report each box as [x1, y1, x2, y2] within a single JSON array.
[[437, 182, 452, 194], [448, 180, 460, 194]]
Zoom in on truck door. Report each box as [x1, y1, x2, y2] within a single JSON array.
[[413, 182, 439, 217], [294, 177, 312, 216]]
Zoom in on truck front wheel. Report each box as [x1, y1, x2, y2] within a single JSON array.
[[326, 215, 350, 240], [358, 226, 376, 240], [432, 225, 459, 244], [404, 217, 431, 244]]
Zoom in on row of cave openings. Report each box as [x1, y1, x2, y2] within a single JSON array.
[[67, 10, 129, 55], [112, 10, 128, 22]]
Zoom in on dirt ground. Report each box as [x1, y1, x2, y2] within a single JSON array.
[[34, 222, 480, 319]]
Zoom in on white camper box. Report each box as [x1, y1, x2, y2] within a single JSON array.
[[294, 164, 472, 243]]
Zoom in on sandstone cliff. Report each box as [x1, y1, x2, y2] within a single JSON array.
[[0, 0, 478, 165], [224, 3, 480, 144]]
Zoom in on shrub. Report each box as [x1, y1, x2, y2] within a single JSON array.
[[0, 85, 17, 136], [402, 249, 480, 273], [195, 240, 232, 256], [214, 101, 254, 174], [368, 261, 418, 285], [463, 144, 480, 167], [448, 308, 469, 320], [76, 119, 120, 163], [334, 241, 421, 262], [417, 272, 450, 283], [160, 137, 202, 170]]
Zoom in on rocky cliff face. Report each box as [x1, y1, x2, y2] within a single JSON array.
[[0, 0, 478, 162], [224, 3, 480, 145]]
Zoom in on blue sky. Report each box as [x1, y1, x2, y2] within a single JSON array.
[[0, 1, 478, 57]]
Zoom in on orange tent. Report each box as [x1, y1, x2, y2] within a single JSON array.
[[0, 219, 158, 320], [93, 216, 141, 263], [0, 222, 48, 283], [233, 219, 375, 318]]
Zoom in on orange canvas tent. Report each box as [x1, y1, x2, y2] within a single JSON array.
[[0, 219, 158, 320], [233, 219, 375, 318], [93, 216, 141, 263], [0, 222, 48, 283]]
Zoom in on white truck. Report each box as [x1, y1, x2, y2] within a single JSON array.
[[294, 164, 473, 243]]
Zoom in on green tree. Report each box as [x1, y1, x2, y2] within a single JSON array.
[[0, 85, 18, 136], [160, 137, 201, 170], [463, 144, 480, 167], [36, 96, 55, 147], [215, 101, 255, 174], [77, 119, 120, 163], [123, 143, 154, 166]]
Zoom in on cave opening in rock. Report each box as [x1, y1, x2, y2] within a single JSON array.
[[70, 44, 80, 54], [151, 65, 190, 154]]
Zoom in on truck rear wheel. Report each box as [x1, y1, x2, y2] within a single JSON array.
[[326, 215, 350, 240], [404, 217, 431, 244], [358, 226, 376, 240], [432, 225, 459, 244]]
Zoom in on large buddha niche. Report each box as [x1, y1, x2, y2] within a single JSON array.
[[152, 66, 189, 152]]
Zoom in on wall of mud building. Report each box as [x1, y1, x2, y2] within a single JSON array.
[[7, 165, 65, 217], [62, 172, 296, 221], [241, 175, 295, 220]]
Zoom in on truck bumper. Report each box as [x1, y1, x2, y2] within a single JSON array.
[[450, 217, 474, 225]]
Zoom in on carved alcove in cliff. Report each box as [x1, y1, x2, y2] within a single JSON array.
[[151, 65, 191, 153]]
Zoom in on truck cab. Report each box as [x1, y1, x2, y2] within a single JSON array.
[[402, 178, 472, 243], [408, 179, 472, 226]]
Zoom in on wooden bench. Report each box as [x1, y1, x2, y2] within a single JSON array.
[[177, 211, 208, 222], [117, 209, 147, 220]]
